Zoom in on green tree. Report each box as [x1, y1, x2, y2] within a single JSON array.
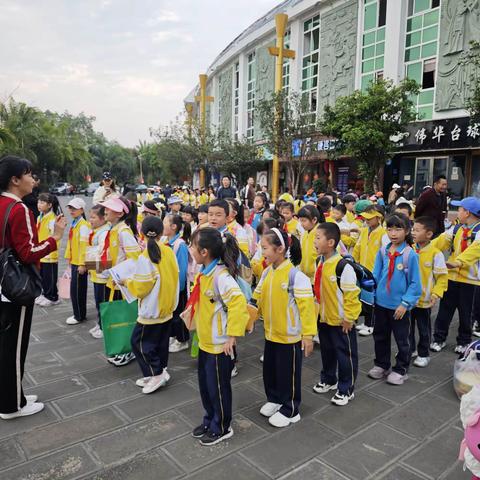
[[257, 90, 318, 197], [321, 78, 419, 193]]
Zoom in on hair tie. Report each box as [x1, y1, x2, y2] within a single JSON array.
[[271, 228, 286, 249], [146, 231, 157, 238]]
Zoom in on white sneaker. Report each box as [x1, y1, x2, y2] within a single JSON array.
[[142, 370, 170, 394], [386, 371, 408, 385], [35, 295, 46, 305], [39, 298, 59, 307], [430, 342, 446, 352], [268, 411, 300, 428], [66, 316, 80, 325], [110, 352, 136, 367], [313, 334, 320, 344], [259, 354, 264, 363], [331, 391, 354, 406], [89, 325, 99, 334], [355, 323, 365, 331], [169, 337, 175, 346], [413, 356, 430, 368], [91, 328, 103, 339], [368, 366, 391, 379], [313, 382, 338, 394], [0, 402, 44, 420], [259, 402, 281, 417], [169, 340, 189, 353], [359, 326, 374, 336], [411, 350, 418, 358], [231, 366, 239, 378], [135, 377, 151, 388], [26, 395, 38, 403], [455, 345, 468, 355]]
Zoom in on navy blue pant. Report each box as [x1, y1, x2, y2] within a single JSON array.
[[361, 303, 374, 328], [263, 340, 302, 417], [472, 287, 480, 327], [318, 323, 358, 395], [40, 262, 58, 301], [434, 281, 476, 346], [93, 283, 110, 328], [171, 288, 189, 343], [410, 307, 431, 358], [131, 320, 172, 377], [198, 349, 233, 435], [70, 265, 88, 321], [373, 305, 411, 375]]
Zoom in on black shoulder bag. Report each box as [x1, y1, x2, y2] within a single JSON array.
[[0, 201, 42, 306]]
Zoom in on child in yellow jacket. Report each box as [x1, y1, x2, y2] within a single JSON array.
[[253, 228, 316, 427], [188, 227, 249, 445], [431, 197, 480, 354], [65, 197, 90, 325], [312, 223, 361, 406], [124, 216, 180, 395], [298, 205, 324, 284], [410, 217, 448, 367], [36, 193, 61, 307]]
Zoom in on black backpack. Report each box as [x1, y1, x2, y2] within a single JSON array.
[[0, 201, 42, 307]]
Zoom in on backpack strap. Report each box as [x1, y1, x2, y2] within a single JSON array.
[[335, 257, 350, 292], [1, 200, 19, 252]]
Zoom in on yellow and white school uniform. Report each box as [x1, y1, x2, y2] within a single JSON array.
[[352, 225, 388, 272], [285, 218, 304, 238], [37, 211, 60, 301], [227, 220, 250, 258], [300, 224, 320, 284]]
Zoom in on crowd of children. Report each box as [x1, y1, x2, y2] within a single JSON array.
[[33, 187, 480, 446]]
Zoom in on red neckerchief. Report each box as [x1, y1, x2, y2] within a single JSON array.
[[248, 211, 255, 225], [184, 273, 203, 318], [314, 261, 323, 303], [100, 230, 111, 268], [88, 231, 95, 246], [461, 227, 471, 252], [262, 258, 268, 269], [387, 249, 401, 293], [68, 225, 74, 258]]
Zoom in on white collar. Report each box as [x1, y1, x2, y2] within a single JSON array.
[[1, 192, 22, 202]]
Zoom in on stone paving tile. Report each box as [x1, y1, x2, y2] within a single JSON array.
[[25, 376, 89, 402], [91, 450, 184, 480], [27, 335, 85, 356], [402, 426, 464, 479], [25, 351, 63, 371], [80, 362, 140, 388], [55, 340, 106, 361], [16, 407, 126, 458], [88, 410, 191, 466], [0, 445, 98, 480], [184, 453, 270, 480], [163, 415, 268, 473], [277, 459, 349, 480], [0, 438, 25, 470], [377, 465, 429, 479], [53, 380, 140, 417], [441, 462, 471, 479], [321, 423, 416, 480], [240, 420, 341, 477], [382, 392, 459, 440]]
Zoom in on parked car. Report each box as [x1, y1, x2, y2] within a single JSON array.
[[83, 182, 100, 196], [49, 182, 73, 196]]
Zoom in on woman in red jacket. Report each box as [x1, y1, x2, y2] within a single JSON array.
[[0, 155, 66, 420]]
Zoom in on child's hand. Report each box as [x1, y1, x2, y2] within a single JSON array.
[[301, 337, 313, 357], [223, 336, 236, 356], [78, 266, 87, 275], [429, 294, 439, 308], [394, 305, 407, 320], [341, 320, 353, 333], [446, 261, 461, 269]]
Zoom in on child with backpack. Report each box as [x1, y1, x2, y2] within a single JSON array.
[[253, 227, 315, 427], [35, 193, 61, 307], [431, 197, 480, 354], [352, 205, 389, 336], [368, 213, 422, 385], [163, 214, 192, 353], [124, 216, 179, 394], [280, 202, 304, 238], [187, 227, 249, 445], [312, 223, 361, 405], [410, 216, 448, 367]]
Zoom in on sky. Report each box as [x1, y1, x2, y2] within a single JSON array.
[[0, 0, 279, 147]]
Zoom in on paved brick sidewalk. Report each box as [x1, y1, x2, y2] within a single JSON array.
[[0, 296, 468, 480]]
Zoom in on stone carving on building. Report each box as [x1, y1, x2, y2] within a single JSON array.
[[218, 66, 233, 135], [317, 0, 357, 115], [255, 43, 275, 140], [436, 0, 480, 111]]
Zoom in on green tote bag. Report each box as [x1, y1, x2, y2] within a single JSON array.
[[100, 299, 138, 357]]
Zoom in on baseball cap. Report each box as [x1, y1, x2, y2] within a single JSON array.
[[354, 199, 371, 214], [167, 196, 183, 205], [391, 183, 401, 189], [361, 210, 384, 220], [451, 197, 480, 217], [102, 197, 129, 214], [102, 171, 113, 180], [67, 198, 86, 210]]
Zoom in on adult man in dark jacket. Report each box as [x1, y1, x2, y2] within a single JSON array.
[[414, 175, 448, 234], [242, 177, 256, 209], [216, 176, 237, 200]]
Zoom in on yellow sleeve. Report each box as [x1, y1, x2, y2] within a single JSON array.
[[293, 271, 317, 336], [124, 257, 157, 299], [78, 224, 90, 265], [339, 264, 362, 323], [352, 233, 361, 262], [456, 240, 480, 267], [431, 232, 450, 253], [341, 233, 357, 249], [221, 279, 249, 337], [432, 251, 448, 299], [237, 238, 249, 258]]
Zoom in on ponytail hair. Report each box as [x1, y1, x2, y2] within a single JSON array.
[[256, 216, 285, 236], [168, 213, 192, 244], [119, 196, 138, 237], [226, 198, 245, 227], [141, 216, 164, 264], [263, 228, 302, 266], [38, 192, 60, 215], [191, 227, 240, 278], [298, 205, 325, 224]]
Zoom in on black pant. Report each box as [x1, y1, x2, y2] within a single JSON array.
[[373, 305, 411, 376], [0, 302, 34, 414], [473, 287, 480, 328], [40, 262, 58, 301], [171, 288, 189, 343], [93, 283, 110, 328], [131, 320, 172, 377], [70, 264, 88, 321], [198, 349, 234, 435], [318, 323, 358, 395], [263, 339, 302, 417], [434, 281, 476, 346], [362, 303, 374, 328], [410, 307, 431, 358]]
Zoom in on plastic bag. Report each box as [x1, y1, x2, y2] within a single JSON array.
[[58, 269, 71, 299], [454, 341, 480, 399]]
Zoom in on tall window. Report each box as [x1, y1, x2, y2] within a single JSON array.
[[405, 0, 440, 119], [282, 29, 291, 95], [361, 0, 387, 91], [233, 62, 240, 140], [301, 15, 320, 124], [246, 52, 256, 140]]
